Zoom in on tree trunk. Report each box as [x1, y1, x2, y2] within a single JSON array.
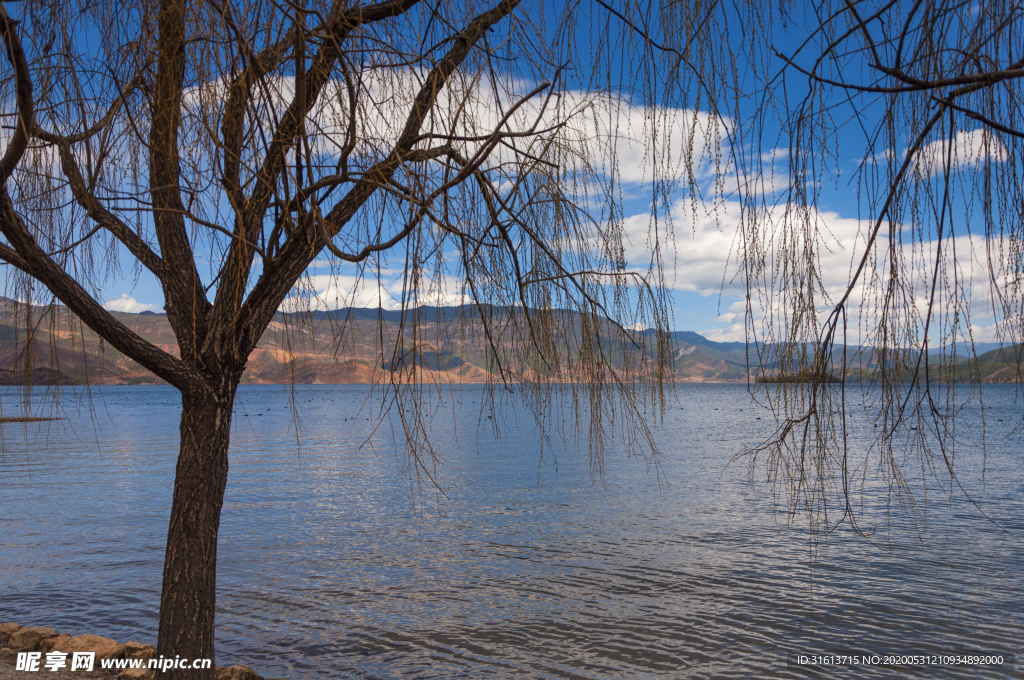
[[157, 380, 237, 679]]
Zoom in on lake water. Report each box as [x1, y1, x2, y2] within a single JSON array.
[[0, 384, 1022, 678]]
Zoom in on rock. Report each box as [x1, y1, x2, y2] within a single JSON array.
[[40, 633, 71, 654], [216, 665, 264, 680], [0, 623, 20, 646], [9, 626, 58, 652], [124, 641, 156, 662], [53, 633, 126, 660], [120, 668, 157, 680]]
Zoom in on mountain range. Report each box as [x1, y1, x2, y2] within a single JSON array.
[[0, 298, 1019, 385]]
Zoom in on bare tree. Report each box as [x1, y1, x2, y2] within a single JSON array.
[[0, 0, 722, 676], [673, 0, 1024, 536]]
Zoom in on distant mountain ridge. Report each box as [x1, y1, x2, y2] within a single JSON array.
[[108, 304, 1014, 356], [0, 299, 1019, 385], [0, 300, 760, 385], [660, 329, 747, 352]]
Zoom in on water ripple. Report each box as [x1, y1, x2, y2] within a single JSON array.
[[1, 384, 1021, 678]]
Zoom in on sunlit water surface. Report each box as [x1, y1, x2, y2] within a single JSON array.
[[1, 384, 1022, 679]]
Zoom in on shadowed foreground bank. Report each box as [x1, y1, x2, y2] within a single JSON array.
[[0, 624, 277, 680]]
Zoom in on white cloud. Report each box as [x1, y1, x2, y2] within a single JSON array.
[[622, 198, 870, 298], [860, 147, 896, 165], [548, 94, 728, 185], [280, 273, 471, 313], [620, 192, 1021, 344], [961, 323, 1002, 344], [855, 130, 1005, 174], [183, 70, 728, 195], [695, 300, 748, 342], [105, 294, 160, 313], [701, 324, 746, 343], [911, 129, 1008, 176]]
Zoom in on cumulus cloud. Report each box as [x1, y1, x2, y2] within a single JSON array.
[[280, 273, 471, 313], [860, 147, 896, 165], [911, 128, 1008, 175], [699, 299, 748, 342], [550, 95, 728, 185], [105, 294, 160, 313], [854, 130, 1005, 173], [619, 193, 1019, 343], [184, 70, 728, 195], [621, 199, 742, 296], [622, 198, 870, 298], [174, 74, 1023, 347]]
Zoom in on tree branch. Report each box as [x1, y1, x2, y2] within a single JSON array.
[[209, 0, 426, 352], [234, 0, 523, 357], [150, 0, 211, 364], [932, 97, 1024, 139], [55, 140, 166, 278], [0, 189, 196, 390], [0, 4, 33, 183], [34, 73, 147, 146]]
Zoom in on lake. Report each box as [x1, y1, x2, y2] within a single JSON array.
[[1, 383, 1022, 678]]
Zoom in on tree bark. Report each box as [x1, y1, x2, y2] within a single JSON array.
[[157, 380, 237, 679]]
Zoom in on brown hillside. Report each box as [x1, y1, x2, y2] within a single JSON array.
[[0, 300, 753, 385]]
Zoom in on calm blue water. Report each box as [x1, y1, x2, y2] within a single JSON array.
[[0, 384, 1022, 679]]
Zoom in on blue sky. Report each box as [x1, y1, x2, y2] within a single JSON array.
[[97, 108, 1007, 345], [9, 0, 1014, 346]]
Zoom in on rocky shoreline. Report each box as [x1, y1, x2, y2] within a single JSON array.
[[0, 624, 278, 680]]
